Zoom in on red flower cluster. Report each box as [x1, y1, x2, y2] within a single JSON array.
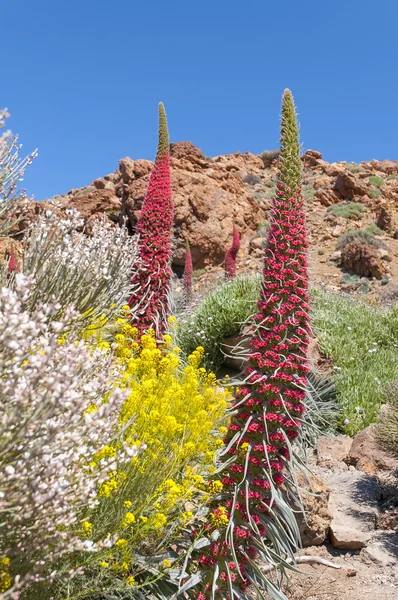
[[224, 225, 240, 280], [128, 103, 173, 335], [7, 251, 20, 273]]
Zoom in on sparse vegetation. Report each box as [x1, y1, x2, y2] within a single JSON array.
[[346, 162, 363, 173], [327, 201, 368, 219], [368, 186, 382, 199], [365, 223, 384, 236], [303, 183, 316, 200], [259, 149, 280, 167], [337, 228, 388, 250], [242, 172, 262, 185], [386, 174, 398, 181]]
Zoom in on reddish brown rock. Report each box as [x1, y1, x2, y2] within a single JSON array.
[[376, 205, 393, 232], [347, 425, 398, 475], [314, 188, 341, 206], [170, 141, 206, 161], [341, 241, 387, 279], [302, 149, 323, 167], [294, 472, 331, 547], [334, 173, 369, 199], [364, 160, 398, 175], [316, 435, 353, 467]]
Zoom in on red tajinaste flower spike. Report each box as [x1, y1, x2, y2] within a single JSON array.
[[191, 90, 310, 600], [224, 225, 240, 280], [128, 103, 173, 335], [183, 241, 193, 304]]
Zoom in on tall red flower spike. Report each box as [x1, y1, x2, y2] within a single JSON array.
[[128, 103, 173, 335], [224, 225, 240, 280], [190, 90, 310, 600], [183, 241, 193, 304]]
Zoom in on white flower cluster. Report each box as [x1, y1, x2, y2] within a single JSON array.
[[22, 209, 140, 326], [0, 108, 37, 237], [0, 276, 141, 594]]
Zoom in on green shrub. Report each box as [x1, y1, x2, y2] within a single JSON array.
[[312, 289, 398, 434], [386, 174, 398, 181], [369, 175, 385, 187], [264, 179, 275, 187], [242, 173, 262, 185], [364, 223, 384, 236], [74, 186, 96, 197], [368, 186, 382, 199], [327, 201, 367, 219], [177, 275, 261, 370], [376, 380, 398, 457], [336, 228, 387, 250], [346, 162, 363, 174], [259, 149, 280, 167], [304, 184, 315, 200]]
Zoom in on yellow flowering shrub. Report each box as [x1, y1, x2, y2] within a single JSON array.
[[71, 310, 231, 594]]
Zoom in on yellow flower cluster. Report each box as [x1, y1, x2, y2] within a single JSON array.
[[209, 506, 229, 528], [0, 558, 12, 594]]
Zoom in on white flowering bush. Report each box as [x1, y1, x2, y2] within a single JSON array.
[[0, 108, 37, 237], [18, 209, 140, 327], [0, 276, 147, 598]]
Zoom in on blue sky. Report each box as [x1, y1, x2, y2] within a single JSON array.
[[2, 0, 397, 200]]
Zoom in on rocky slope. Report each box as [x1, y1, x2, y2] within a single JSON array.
[[22, 142, 398, 297]]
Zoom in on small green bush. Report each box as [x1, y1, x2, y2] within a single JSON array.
[[304, 184, 315, 200], [386, 174, 398, 181], [364, 224, 384, 236], [336, 228, 387, 250], [369, 175, 385, 187], [327, 201, 367, 219], [74, 186, 96, 197], [346, 162, 363, 174], [242, 173, 262, 185], [368, 186, 382, 199], [177, 275, 261, 370], [376, 380, 398, 457], [264, 179, 275, 188], [259, 149, 280, 168], [340, 273, 360, 284]]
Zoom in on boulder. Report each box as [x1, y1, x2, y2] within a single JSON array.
[[334, 173, 368, 199], [364, 160, 398, 175], [376, 205, 393, 232], [328, 470, 380, 550], [220, 325, 252, 371], [295, 472, 331, 547], [341, 241, 387, 279], [316, 435, 352, 467], [361, 532, 398, 567], [170, 141, 206, 161], [314, 188, 341, 206], [302, 149, 323, 167], [347, 425, 398, 475]]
